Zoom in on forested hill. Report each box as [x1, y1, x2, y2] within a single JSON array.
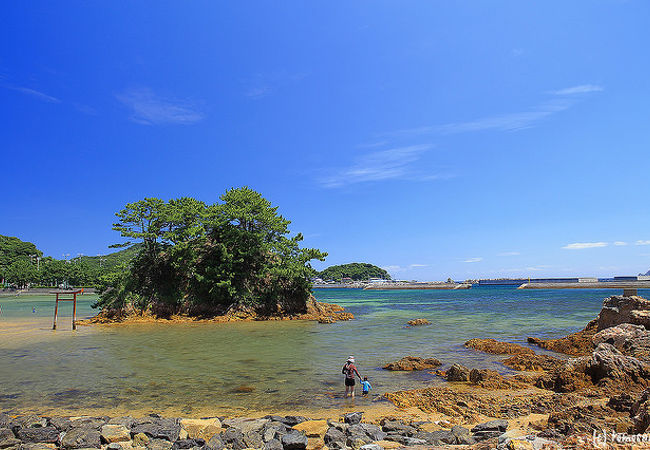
[[0, 235, 42, 270], [318, 263, 391, 281]]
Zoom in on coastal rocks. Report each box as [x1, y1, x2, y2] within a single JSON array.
[[0, 428, 21, 449], [502, 354, 564, 372], [222, 417, 269, 434], [464, 338, 535, 355], [61, 427, 101, 449], [592, 323, 647, 349], [597, 295, 650, 331], [343, 413, 363, 425], [15, 427, 60, 444], [585, 342, 650, 386], [546, 404, 630, 436], [471, 419, 508, 441], [178, 418, 222, 441], [406, 318, 429, 327], [0, 415, 9, 429], [535, 367, 592, 393], [323, 427, 345, 449], [445, 363, 470, 381], [131, 417, 180, 442], [469, 368, 527, 390], [382, 356, 441, 371], [630, 389, 650, 433], [100, 425, 131, 444], [292, 420, 327, 438], [281, 430, 307, 450], [528, 319, 598, 356]]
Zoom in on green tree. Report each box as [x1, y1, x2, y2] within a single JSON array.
[[318, 263, 391, 281], [4, 260, 38, 288]]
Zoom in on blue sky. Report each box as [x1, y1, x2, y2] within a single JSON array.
[[2, 1, 649, 280]]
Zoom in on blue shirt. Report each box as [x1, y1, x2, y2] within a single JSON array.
[[361, 380, 372, 392]]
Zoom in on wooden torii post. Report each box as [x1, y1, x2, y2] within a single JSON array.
[[52, 289, 82, 330]]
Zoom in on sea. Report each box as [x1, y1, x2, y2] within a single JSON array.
[[1, 286, 646, 417]]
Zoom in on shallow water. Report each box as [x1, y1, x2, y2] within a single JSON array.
[[0, 287, 645, 416]]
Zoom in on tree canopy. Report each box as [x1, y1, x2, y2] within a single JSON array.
[[318, 263, 391, 281], [96, 187, 327, 317]]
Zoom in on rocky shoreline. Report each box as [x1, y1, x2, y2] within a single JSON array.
[[7, 294, 650, 449], [79, 300, 354, 326]]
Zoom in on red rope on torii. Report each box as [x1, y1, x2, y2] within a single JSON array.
[[52, 288, 83, 330]]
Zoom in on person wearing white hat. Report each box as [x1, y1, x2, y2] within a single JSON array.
[[342, 356, 362, 398]]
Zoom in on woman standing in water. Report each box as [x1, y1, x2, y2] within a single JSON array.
[[342, 356, 362, 398]]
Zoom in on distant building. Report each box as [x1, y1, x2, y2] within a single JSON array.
[[341, 277, 353, 284]]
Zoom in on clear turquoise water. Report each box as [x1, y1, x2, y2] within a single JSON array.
[[0, 287, 646, 416]]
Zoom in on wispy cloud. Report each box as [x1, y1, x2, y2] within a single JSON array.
[[388, 85, 601, 138], [562, 242, 608, 250], [498, 251, 520, 256], [116, 88, 203, 125], [463, 257, 483, 263], [382, 263, 429, 273], [636, 240, 650, 246], [551, 84, 603, 95], [244, 70, 307, 100], [319, 144, 433, 188], [2, 84, 60, 103], [614, 241, 628, 246]]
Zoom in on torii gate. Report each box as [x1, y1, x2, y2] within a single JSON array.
[[52, 289, 83, 330]]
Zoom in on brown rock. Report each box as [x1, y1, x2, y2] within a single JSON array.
[[465, 338, 535, 355], [383, 356, 442, 371], [502, 354, 564, 372], [292, 420, 328, 438], [469, 368, 526, 389], [597, 295, 650, 331], [592, 323, 647, 350], [446, 363, 470, 381], [535, 368, 592, 393], [179, 418, 222, 441], [547, 404, 631, 436], [586, 342, 650, 386], [406, 318, 430, 326], [631, 389, 650, 433], [527, 319, 598, 356]]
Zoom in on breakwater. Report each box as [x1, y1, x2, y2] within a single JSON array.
[[363, 283, 472, 290]]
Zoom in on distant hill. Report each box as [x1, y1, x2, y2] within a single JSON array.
[[318, 263, 391, 281], [80, 243, 143, 271]]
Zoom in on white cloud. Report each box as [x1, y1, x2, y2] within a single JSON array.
[[116, 88, 203, 125], [319, 144, 433, 188], [551, 84, 603, 95], [636, 240, 650, 246], [562, 242, 608, 250], [382, 263, 428, 273], [3, 84, 60, 103], [388, 85, 602, 138], [463, 257, 483, 263], [614, 241, 628, 246], [498, 251, 520, 256]]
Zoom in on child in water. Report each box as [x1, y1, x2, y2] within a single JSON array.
[[361, 376, 372, 397]]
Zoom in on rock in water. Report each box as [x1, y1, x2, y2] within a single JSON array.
[[445, 363, 470, 381], [598, 295, 650, 331], [382, 356, 442, 371], [323, 427, 346, 449], [528, 319, 598, 356], [406, 318, 430, 326], [464, 338, 534, 355]]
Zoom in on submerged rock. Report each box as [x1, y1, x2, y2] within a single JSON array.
[[464, 338, 534, 355], [406, 318, 430, 327], [382, 356, 442, 371]]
